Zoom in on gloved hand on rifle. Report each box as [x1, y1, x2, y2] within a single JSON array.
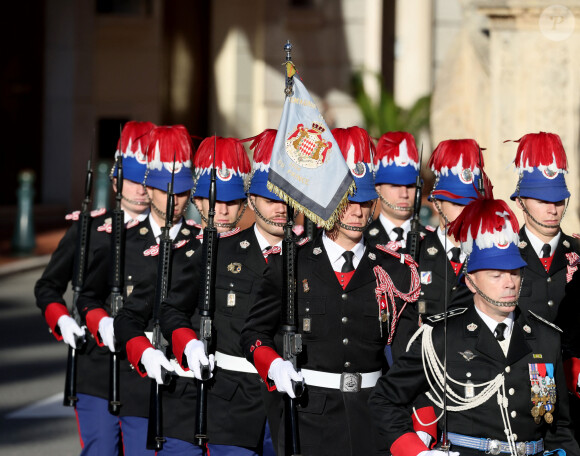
[[268, 358, 304, 399], [141, 347, 175, 385], [184, 339, 215, 380], [98, 316, 116, 353], [57, 315, 85, 349]]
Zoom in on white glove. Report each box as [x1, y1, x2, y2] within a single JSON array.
[[98, 316, 116, 352], [267, 358, 304, 399], [577, 372, 580, 388], [417, 431, 433, 448], [57, 315, 85, 349], [183, 339, 215, 380], [140, 347, 175, 385], [417, 450, 460, 456]]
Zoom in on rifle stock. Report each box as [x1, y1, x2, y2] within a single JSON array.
[[64, 158, 92, 407]]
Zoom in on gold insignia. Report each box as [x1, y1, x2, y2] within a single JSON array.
[[427, 246, 438, 256], [467, 323, 478, 332], [181, 228, 191, 236], [186, 250, 194, 257], [563, 240, 570, 248], [140, 227, 149, 235], [227, 262, 242, 274], [303, 279, 310, 293], [240, 240, 250, 249], [518, 241, 527, 249], [368, 252, 376, 260], [313, 247, 322, 255], [523, 325, 531, 333], [369, 228, 379, 237]]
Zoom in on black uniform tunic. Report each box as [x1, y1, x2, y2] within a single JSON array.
[[240, 234, 418, 456], [369, 304, 580, 456]]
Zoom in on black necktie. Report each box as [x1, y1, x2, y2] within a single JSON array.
[[392, 227, 405, 242], [541, 243, 551, 258], [494, 322, 507, 342], [341, 251, 355, 273], [450, 247, 461, 263]]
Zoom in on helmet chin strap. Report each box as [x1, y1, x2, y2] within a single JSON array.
[[515, 175, 568, 230], [465, 268, 522, 308], [337, 201, 377, 232], [378, 193, 413, 212], [151, 198, 189, 222], [122, 195, 150, 206], [193, 200, 247, 229], [249, 196, 290, 228]]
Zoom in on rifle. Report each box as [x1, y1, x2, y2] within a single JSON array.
[[108, 149, 125, 415], [146, 154, 177, 450], [407, 143, 423, 262], [195, 137, 219, 450], [64, 157, 92, 407], [281, 39, 304, 456]]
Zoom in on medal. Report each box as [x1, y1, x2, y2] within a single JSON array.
[[302, 317, 311, 333], [465, 379, 474, 399], [531, 406, 540, 418], [227, 291, 236, 307], [534, 416, 541, 424], [544, 412, 553, 424]]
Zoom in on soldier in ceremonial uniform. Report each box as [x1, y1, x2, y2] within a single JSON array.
[[78, 125, 199, 455], [159, 130, 281, 455], [35, 120, 154, 455], [241, 126, 420, 456], [369, 196, 580, 456], [415, 139, 484, 323], [365, 131, 428, 250]]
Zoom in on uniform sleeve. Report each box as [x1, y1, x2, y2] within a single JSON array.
[[368, 331, 432, 456], [240, 257, 284, 389], [159, 247, 203, 369], [76, 229, 112, 343]]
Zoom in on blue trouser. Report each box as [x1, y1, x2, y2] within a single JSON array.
[[119, 416, 155, 456], [75, 393, 121, 456]]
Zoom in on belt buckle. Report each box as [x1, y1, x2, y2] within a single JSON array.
[[340, 372, 361, 392], [487, 439, 501, 455], [516, 442, 527, 456]]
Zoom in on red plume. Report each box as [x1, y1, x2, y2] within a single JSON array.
[[118, 121, 157, 155], [194, 136, 251, 174], [331, 127, 375, 164], [512, 132, 567, 170], [247, 129, 277, 165], [428, 139, 483, 173], [375, 131, 419, 164], [146, 125, 194, 165]]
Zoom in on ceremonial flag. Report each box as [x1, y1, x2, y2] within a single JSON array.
[[268, 65, 355, 229]]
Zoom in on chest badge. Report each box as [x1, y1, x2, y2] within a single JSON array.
[[420, 271, 432, 285], [181, 227, 191, 236], [563, 240, 570, 248], [302, 279, 310, 293], [369, 228, 379, 237], [140, 227, 149, 235], [518, 241, 527, 249], [427, 246, 438, 256], [240, 240, 250, 249], [313, 247, 322, 255], [227, 262, 242, 274], [368, 252, 376, 261], [523, 325, 532, 334], [458, 350, 477, 361], [186, 249, 194, 257], [467, 322, 478, 332]]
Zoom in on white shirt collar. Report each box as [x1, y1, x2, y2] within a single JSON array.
[[321, 231, 366, 272], [149, 213, 183, 242], [254, 224, 283, 251], [474, 305, 514, 342], [124, 208, 150, 223], [436, 227, 467, 263], [524, 226, 560, 258], [378, 214, 411, 242]]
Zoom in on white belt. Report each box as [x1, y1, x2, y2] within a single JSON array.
[[215, 351, 258, 374], [301, 368, 381, 392]]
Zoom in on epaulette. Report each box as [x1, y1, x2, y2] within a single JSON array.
[[573, 233, 580, 240], [527, 310, 562, 333], [297, 237, 310, 246], [91, 208, 107, 218], [186, 219, 202, 228], [64, 207, 107, 221], [425, 225, 436, 232], [426, 307, 467, 324]]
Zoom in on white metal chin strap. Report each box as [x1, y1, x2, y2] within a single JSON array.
[[411, 325, 518, 456]]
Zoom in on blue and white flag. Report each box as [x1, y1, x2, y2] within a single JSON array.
[[268, 73, 355, 229]]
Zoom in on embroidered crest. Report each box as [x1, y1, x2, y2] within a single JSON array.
[[427, 246, 438, 256], [240, 240, 250, 249], [285, 122, 332, 169], [369, 228, 379, 237], [313, 247, 322, 255], [227, 263, 242, 274], [458, 350, 477, 361], [523, 324, 531, 333], [368, 252, 376, 261], [459, 168, 473, 184], [518, 241, 527, 249], [420, 271, 432, 285], [467, 322, 478, 332], [181, 228, 191, 236], [186, 250, 194, 257], [563, 240, 570, 248], [140, 227, 149, 235]]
